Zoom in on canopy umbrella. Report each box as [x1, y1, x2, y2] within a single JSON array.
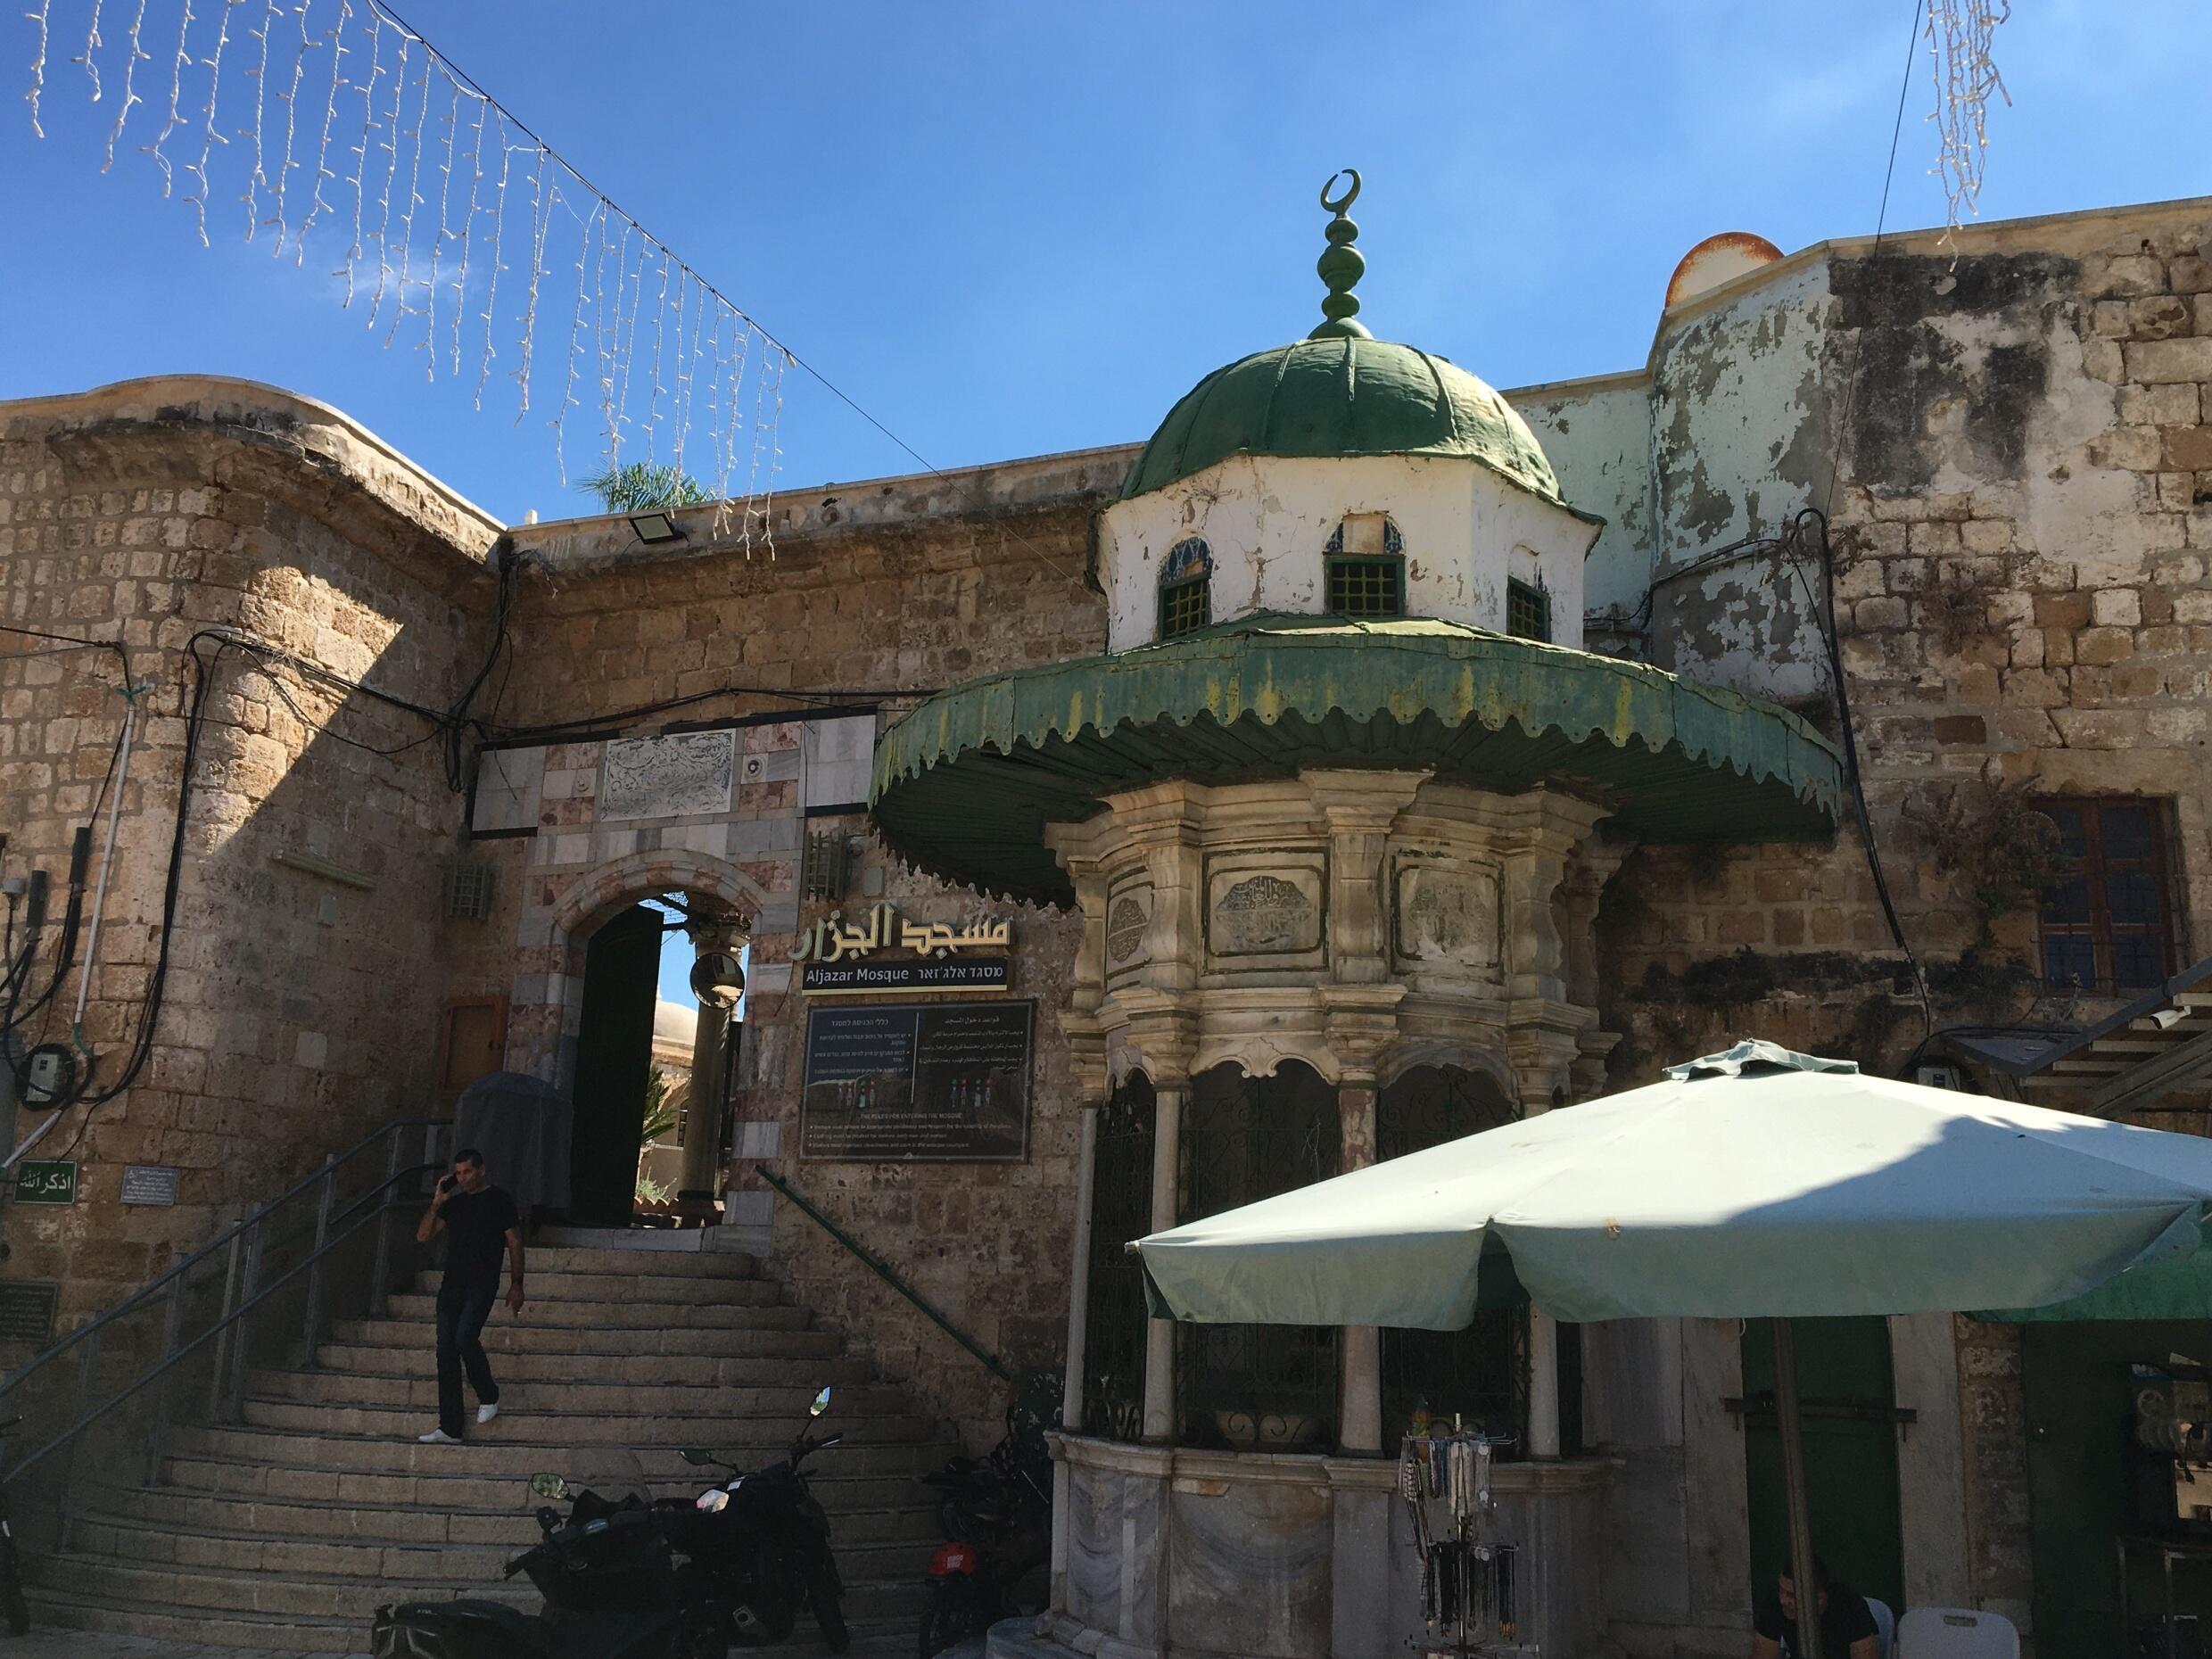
[[1134, 1040, 2212, 1659]]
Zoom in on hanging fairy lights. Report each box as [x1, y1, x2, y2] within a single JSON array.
[[1925, 0, 2011, 249], [22, 0, 790, 546]]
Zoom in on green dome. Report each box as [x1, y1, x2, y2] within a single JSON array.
[[1119, 334, 1570, 508]]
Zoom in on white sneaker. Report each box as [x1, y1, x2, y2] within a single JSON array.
[[417, 1429, 461, 1444], [476, 1403, 499, 1425]]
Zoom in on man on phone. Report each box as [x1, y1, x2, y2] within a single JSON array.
[[413, 1147, 524, 1444]]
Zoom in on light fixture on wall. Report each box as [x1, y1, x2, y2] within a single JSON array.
[[628, 511, 686, 546]]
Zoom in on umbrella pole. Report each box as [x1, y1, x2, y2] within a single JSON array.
[[1771, 1317, 1823, 1659]]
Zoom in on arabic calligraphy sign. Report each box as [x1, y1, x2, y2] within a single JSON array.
[[12, 1160, 77, 1205], [800, 1001, 1034, 1161], [791, 903, 1014, 968]]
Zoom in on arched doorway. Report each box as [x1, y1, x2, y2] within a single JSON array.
[[566, 902, 664, 1226]]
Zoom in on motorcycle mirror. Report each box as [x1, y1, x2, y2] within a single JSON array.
[[527, 1472, 570, 1501], [810, 1386, 832, 1418], [679, 1449, 714, 1466]]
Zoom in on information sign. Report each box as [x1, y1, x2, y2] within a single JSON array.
[[800, 1001, 1034, 1161]]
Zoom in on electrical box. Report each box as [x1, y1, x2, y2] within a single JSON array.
[[1914, 1064, 1962, 1091]]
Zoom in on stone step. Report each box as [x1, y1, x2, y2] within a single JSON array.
[[235, 1393, 940, 1444], [254, 1368, 896, 1418], [160, 1452, 941, 1513], [524, 1241, 764, 1275], [381, 1291, 810, 1330], [312, 1339, 868, 1387], [329, 1316, 839, 1358], [112, 1482, 943, 1547], [26, 1588, 922, 1657], [67, 1510, 936, 1586], [29, 1547, 926, 1623], [409, 1266, 785, 1304], [170, 1424, 953, 1479]]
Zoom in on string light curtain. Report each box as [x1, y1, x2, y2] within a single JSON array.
[[1925, 0, 2011, 250], [23, 0, 789, 546]]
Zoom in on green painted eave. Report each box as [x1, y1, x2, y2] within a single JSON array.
[[871, 614, 1844, 907], [1120, 335, 1590, 520]]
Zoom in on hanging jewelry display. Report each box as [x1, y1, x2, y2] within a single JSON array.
[[1397, 1416, 1535, 1658]]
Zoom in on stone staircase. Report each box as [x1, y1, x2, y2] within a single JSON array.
[[26, 1239, 955, 1655]]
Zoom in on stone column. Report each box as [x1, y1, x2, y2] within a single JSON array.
[[678, 912, 746, 1222], [1337, 1080, 1382, 1455], [1141, 1085, 1184, 1443], [1523, 1079, 1564, 1460], [1061, 1102, 1102, 1433]]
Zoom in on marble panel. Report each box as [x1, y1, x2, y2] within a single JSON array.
[[1391, 856, 1502, 976], [803, 714, 877, 807], [471, 745, 544, 835], [1065, 1465, 1123, 1635], [1167, 1476, 1332, 1659], [1104, 875, 1152, 986], [601, 730, 736, 821]]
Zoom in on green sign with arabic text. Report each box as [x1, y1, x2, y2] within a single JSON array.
[[12, 1160, 77, 1205]]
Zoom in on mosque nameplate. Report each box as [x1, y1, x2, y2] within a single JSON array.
[[799, 1001, 1035, 1161]]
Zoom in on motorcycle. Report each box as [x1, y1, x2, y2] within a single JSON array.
[[371, 1449, 719, 1659], [660, 1382, 851, 1654], [917, 1384, 1053, 1659]]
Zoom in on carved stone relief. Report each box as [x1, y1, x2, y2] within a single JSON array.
[[1392, 856, 1502, 977], [1204, 854, 1325, 963], [1105, 889, 1151, 969], [599, 730, 736, 821]]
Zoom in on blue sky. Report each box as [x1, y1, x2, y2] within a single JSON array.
[[7, 2, 2209, 529]]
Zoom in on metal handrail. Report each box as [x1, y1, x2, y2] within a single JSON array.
[[0, 1116, 448, 1401], [755, 1163, 1016, 1382], [4, 1158, 441, 1486]]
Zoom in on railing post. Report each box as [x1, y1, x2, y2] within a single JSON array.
[[144, 1274, 187, 1485], [55, 1326, 101, 1537], [223, 1217, 265, 1422], [368, 1127, 406, 1320], [207, 1230, 245, 1424], [301, 1153, 341, 1366]]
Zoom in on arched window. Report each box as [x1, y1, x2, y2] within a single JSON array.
[[1081, 1072, 1157, 1441], [1376, 1066, 1528, 1449], [1324, 514, 1405, 617], [1176, 1061, 1340, 1450], [1157, 537, 1212, 639]]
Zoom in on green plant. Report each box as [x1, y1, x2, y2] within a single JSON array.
[[1899, 780, 2059, 942], [581, 461, 712, 513], [634, 1169, 670, 1206]]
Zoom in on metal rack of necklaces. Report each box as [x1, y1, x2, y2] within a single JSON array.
[[1398, 1422, 1536, 1658]]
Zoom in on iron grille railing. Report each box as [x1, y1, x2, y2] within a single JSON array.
[[0, 1118, 450, 1549], [1377, 1067, 1527, 1449], [1176, 1062, 1339, 1451], [1080, 1073, 1155, 1440]]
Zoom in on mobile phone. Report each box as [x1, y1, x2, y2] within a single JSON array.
[[437, 1174, 458, 1197]]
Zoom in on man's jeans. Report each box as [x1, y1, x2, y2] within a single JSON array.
[[434, 1276, 501, 1439]]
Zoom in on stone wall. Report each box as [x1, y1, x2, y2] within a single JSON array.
[[0, 379, 499, 1333], [439, 449, 1121, 1449]]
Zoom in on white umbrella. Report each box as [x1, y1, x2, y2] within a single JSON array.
[[1135, 1041, 2212, 1657]]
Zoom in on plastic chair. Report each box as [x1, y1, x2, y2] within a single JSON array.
[[1895, 1606, 2019, 1658], [1865, 1597, 1896, 1657]]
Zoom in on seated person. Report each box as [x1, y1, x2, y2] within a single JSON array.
[[1751, 1556, 1879, 1659]]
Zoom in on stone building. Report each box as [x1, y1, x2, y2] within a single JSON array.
[[5, 187, 2212, 1655]]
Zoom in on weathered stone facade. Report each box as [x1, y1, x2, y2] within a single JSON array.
[[6, 194, 2212, 1653]]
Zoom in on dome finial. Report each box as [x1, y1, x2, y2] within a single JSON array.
[[1309, 169, 1372, 340]]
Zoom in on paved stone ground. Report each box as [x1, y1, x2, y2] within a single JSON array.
[[3, 1635, 333, 1659]]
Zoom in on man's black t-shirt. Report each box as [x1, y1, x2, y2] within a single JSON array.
[[440, 1184, 519, 1288], [1753, 1583, 1878, 1656]]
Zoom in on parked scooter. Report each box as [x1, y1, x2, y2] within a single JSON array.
[[660, 1383, 851, 1654], [371, 1449, 721, 1659], [917, 1384, 1053, 1659]]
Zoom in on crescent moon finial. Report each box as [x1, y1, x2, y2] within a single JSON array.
[[1319, 169, 1361, 216]]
